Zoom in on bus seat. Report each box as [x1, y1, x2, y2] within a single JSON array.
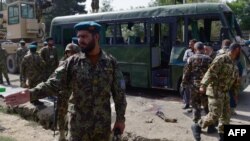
[[135, 37, 141, 44], [152, 47, 161, 68], [106, 37, 114, 45], [116, 37, 124, 44]]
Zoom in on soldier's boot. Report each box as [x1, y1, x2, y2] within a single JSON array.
[[207, 124, 217, 134], [219, 133, 224, 141], [31, 100, 44, 106], [191, 123, 201, 141], [0, 75, 3, 84], [6, 79, 11, 85]]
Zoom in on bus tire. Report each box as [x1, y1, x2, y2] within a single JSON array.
[[7, 54, 18, 74], [123, 72, 131, 88]]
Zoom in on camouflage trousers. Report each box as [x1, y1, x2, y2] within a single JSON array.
[[0, 64, 10, 84], [190, 89, 208, 123], [57, 92, 70, 141], [198, 94, 231, 133]]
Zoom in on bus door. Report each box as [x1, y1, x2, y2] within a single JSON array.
[[149, 18, 175, 88]]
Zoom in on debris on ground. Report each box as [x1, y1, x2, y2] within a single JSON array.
[[156, 111, 177, 123]]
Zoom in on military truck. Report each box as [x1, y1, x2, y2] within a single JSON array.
[[0, 0, 52, 73]]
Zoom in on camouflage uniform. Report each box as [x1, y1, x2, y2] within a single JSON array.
[[57, 43, 80, 141], [39, 46, 59, 79], [198, 54, 240, 133], [20, 52, 45, 88], [0, 47, 10, 85], [182, 53, 212, 122], [30, 50, 127, 141], [16, 46, 28, 84]]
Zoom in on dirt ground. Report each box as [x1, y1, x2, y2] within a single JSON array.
[[1, 74, 250, 141]]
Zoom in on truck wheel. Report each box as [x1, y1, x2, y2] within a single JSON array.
[[7, 55, 18, 74]]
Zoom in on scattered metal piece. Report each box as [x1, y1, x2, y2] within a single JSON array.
[[156, 111, 177, 123]]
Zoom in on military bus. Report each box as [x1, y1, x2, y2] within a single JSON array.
[[50, 3, 250, 91]]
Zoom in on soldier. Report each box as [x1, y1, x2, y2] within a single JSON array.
[[16, 39, 28, 85], [39, 37, 59, 79], [57, 43, 79, 141], [191, 43, 241, 141], [181, 42, 216, 133], [4, 21, 127, 141], [182, 39, 197, 109], [204, 45, 216, 60], [182, 42, 211, 116], [0, 45, 11, 85], [216, 39, 231, 56], [20, 44, 45, 105]]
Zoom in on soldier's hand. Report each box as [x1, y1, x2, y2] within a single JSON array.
[[199, 86, 206, 94], [112, 121, 125, 134], [4, 90, 30, 106]]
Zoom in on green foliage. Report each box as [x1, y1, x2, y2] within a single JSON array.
[[100, 0, 113, 12], [44, 0, 87, 33], [227, 0, 250, 30]]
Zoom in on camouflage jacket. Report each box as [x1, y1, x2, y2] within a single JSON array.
[[30, 50, 127, 134], [39, 46, 59, 72], [182, 53, 212, 89], [0, 47, 7, 65], [21, 52, 46, 88], [16, 46, 29, 66], [201, 54, 240, 97]]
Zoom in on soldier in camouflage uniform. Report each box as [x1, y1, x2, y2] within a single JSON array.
[[0, 45, 11, 85], [181, 42, 212, 123], [204, 45, 216, 60], [16, 40, 28, 85], [21, 44, 45, 105], [39, 37, 59, 79], [5, 21, 127, 141], [57, 43, 80, 141], [191, 43, 241, 141], [216, 39, 231, 56]]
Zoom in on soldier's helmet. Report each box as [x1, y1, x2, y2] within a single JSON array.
[[65, 43, 80, 53]]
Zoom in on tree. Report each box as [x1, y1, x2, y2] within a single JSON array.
[[44, 0, 87, 33], [100, 0, 113, 12], [227, 0, 250, 30], [91, 0, 99, 13]]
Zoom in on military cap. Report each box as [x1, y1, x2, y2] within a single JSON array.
[[46, 37, 53, 42], [30, 41, 38, 46], [29, 44, 37, 49], [74, 21, 101, 33], [43, 41, 48, 46], [20, 40, 25, 43], [65, 43, 80, 53], [229, 43, 241, 51], [72, 37, 78, 45]]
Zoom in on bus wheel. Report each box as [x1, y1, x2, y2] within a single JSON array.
[[7, 54, 18, 74]]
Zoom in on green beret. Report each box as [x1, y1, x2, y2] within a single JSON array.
[[74, 21, 101, 33], [29, 44, 37, 49]]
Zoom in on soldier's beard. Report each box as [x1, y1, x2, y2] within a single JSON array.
[[81, 39, 95, 54]]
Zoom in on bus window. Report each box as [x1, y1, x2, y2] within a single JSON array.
[[117, 22, 146, 45], [176, 18, 185, 45], [104, 24, 115, 45], [52, 26, 62, 44]]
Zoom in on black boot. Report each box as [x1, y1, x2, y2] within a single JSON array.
[[219, 133, 224, 141], [0, 75, 3, 84], [191, 123, 201, 141], [207, 124, 217, 134], [6, 79, 11, 85], [31, 100, 44, 106], [182, 104, 190, 109]]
